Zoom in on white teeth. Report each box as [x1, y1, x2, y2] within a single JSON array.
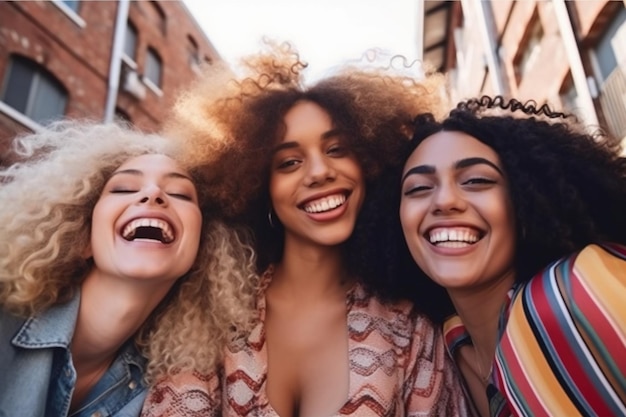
[[122, 218, 174, 243], [429, 227, 479, 245], [303, 194, 346, 213]]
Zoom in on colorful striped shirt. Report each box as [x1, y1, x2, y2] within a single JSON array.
[[444, 243, 626, 417], [494, 243, 626, 417]]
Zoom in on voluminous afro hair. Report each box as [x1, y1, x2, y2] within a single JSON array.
[[383, 95, 626, 322], [163, 42, 450, 303]]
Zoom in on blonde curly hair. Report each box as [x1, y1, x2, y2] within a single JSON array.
[[0, 121, 258, 382]]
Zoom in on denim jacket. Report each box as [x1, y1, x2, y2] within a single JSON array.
[[0, 291, 147, 417]]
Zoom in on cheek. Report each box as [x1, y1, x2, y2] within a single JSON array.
[[399, 200, 423, 232]]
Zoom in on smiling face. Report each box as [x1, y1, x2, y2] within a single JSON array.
[[269, 100, 365, 249], [89, 154, 202, 285], [399, 130, 516, 291]]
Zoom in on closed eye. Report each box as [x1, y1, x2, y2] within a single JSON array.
[[276, 158, 301, 170], [110, 189, 136, 194], [327, 144, 348, 156], [463, 177, 496, 185], [168, 193, 193, 201], [403, 185, 432, 196]]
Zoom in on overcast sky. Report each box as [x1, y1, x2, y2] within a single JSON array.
[[183, 0, 419, 82]]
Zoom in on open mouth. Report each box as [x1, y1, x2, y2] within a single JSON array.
[[426, 227, 482, 248], [122, 218, 175, 244], [300, 193, 348, 214]]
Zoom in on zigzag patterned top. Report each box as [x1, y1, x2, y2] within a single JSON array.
[[142, 268, 472, 417]]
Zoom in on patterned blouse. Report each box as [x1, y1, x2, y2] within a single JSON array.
[[444, 243, 626, 417], [142, 267, 471, 417]]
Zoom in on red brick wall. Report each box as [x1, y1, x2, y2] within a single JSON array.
[[0, 0, 221, 147]]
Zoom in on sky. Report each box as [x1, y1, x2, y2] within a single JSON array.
[[182, 0, 419, 83]]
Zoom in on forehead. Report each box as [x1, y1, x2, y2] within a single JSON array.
[[404, 130, 501, 171], [281, 100, 333, 140], [114, 154, 187, 176]]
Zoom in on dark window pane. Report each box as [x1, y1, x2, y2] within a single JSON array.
[[1, 56, 67, 124], [595, 8, 626, 81], [145, 49, 162, 87], [2, 58, 35, 113], [62, 0, 80, 12], [124, 22, 137, 59], [30, 74, 67, 124]]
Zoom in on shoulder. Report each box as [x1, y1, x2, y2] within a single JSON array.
[[515, 242, 626, 306], [496, 245, 626, 415]]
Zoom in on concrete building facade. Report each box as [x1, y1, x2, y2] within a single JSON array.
[[420, 0, 626, 142], [0, 0, 220, 154]]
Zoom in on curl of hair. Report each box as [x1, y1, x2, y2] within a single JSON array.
[[385, 95, 626, 321], [162, 42, 449, 301], [137, 222, 258, 382]]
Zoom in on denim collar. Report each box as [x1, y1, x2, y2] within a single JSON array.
[[11, 290, 80, 349]]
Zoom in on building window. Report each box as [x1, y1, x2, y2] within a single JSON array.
[[514, 16, 544, 83], [187, 35, 201, 68], [61, 0, 80, 12], [145, 48, 162, 89], [0, 55, 67, 124], [124, 21, 138, 61], [594, 7, 626, 140], [594, 7, 626, 82], [149, 1, 167, 35]]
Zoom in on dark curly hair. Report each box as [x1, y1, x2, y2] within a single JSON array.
[[164, 42, 449, 301], [381, 95, 626, 322]]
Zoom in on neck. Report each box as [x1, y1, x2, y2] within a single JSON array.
[[447, 271, 515, 364], [72, 268, 174, 365], [271, 238, 350, 301]]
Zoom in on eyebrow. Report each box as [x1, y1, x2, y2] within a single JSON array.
[[110, 169, 194, 182], [401, 157, 504, 185], [271, 128, 343, 154]]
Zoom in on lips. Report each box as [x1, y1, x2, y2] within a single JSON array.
[[122, 218, 175, 243], [300, 192, 347, 214]]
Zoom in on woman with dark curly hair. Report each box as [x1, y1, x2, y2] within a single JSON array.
[[396, 96, 626, 417], [142, 43, 471, 417], [0, 121, 258, 417]]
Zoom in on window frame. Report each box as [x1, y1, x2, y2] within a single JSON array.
[[0, 55, 68, 126]]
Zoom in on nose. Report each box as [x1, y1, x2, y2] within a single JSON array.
[[303, 154, 336, 187], [138, 184, 168, 206], [432, 181, 466, 214]]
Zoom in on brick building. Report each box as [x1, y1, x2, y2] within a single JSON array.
[[0, 0, 220, 154], [419, 0, 626, 142]]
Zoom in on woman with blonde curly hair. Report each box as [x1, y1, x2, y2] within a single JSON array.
[[142, 43, 470, 417], [0, 121, 257, 417]]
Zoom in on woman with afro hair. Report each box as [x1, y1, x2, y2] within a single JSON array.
[[396, 96, 626, 417], [141, 42, 471, 417]]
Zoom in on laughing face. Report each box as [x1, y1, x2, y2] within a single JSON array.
[[89, 154, 202, 285], [399, 131, 516, 290], [269, 100, 365, 249]]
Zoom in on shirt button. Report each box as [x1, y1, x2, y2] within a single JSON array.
[[128, 380, 137, 390]]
